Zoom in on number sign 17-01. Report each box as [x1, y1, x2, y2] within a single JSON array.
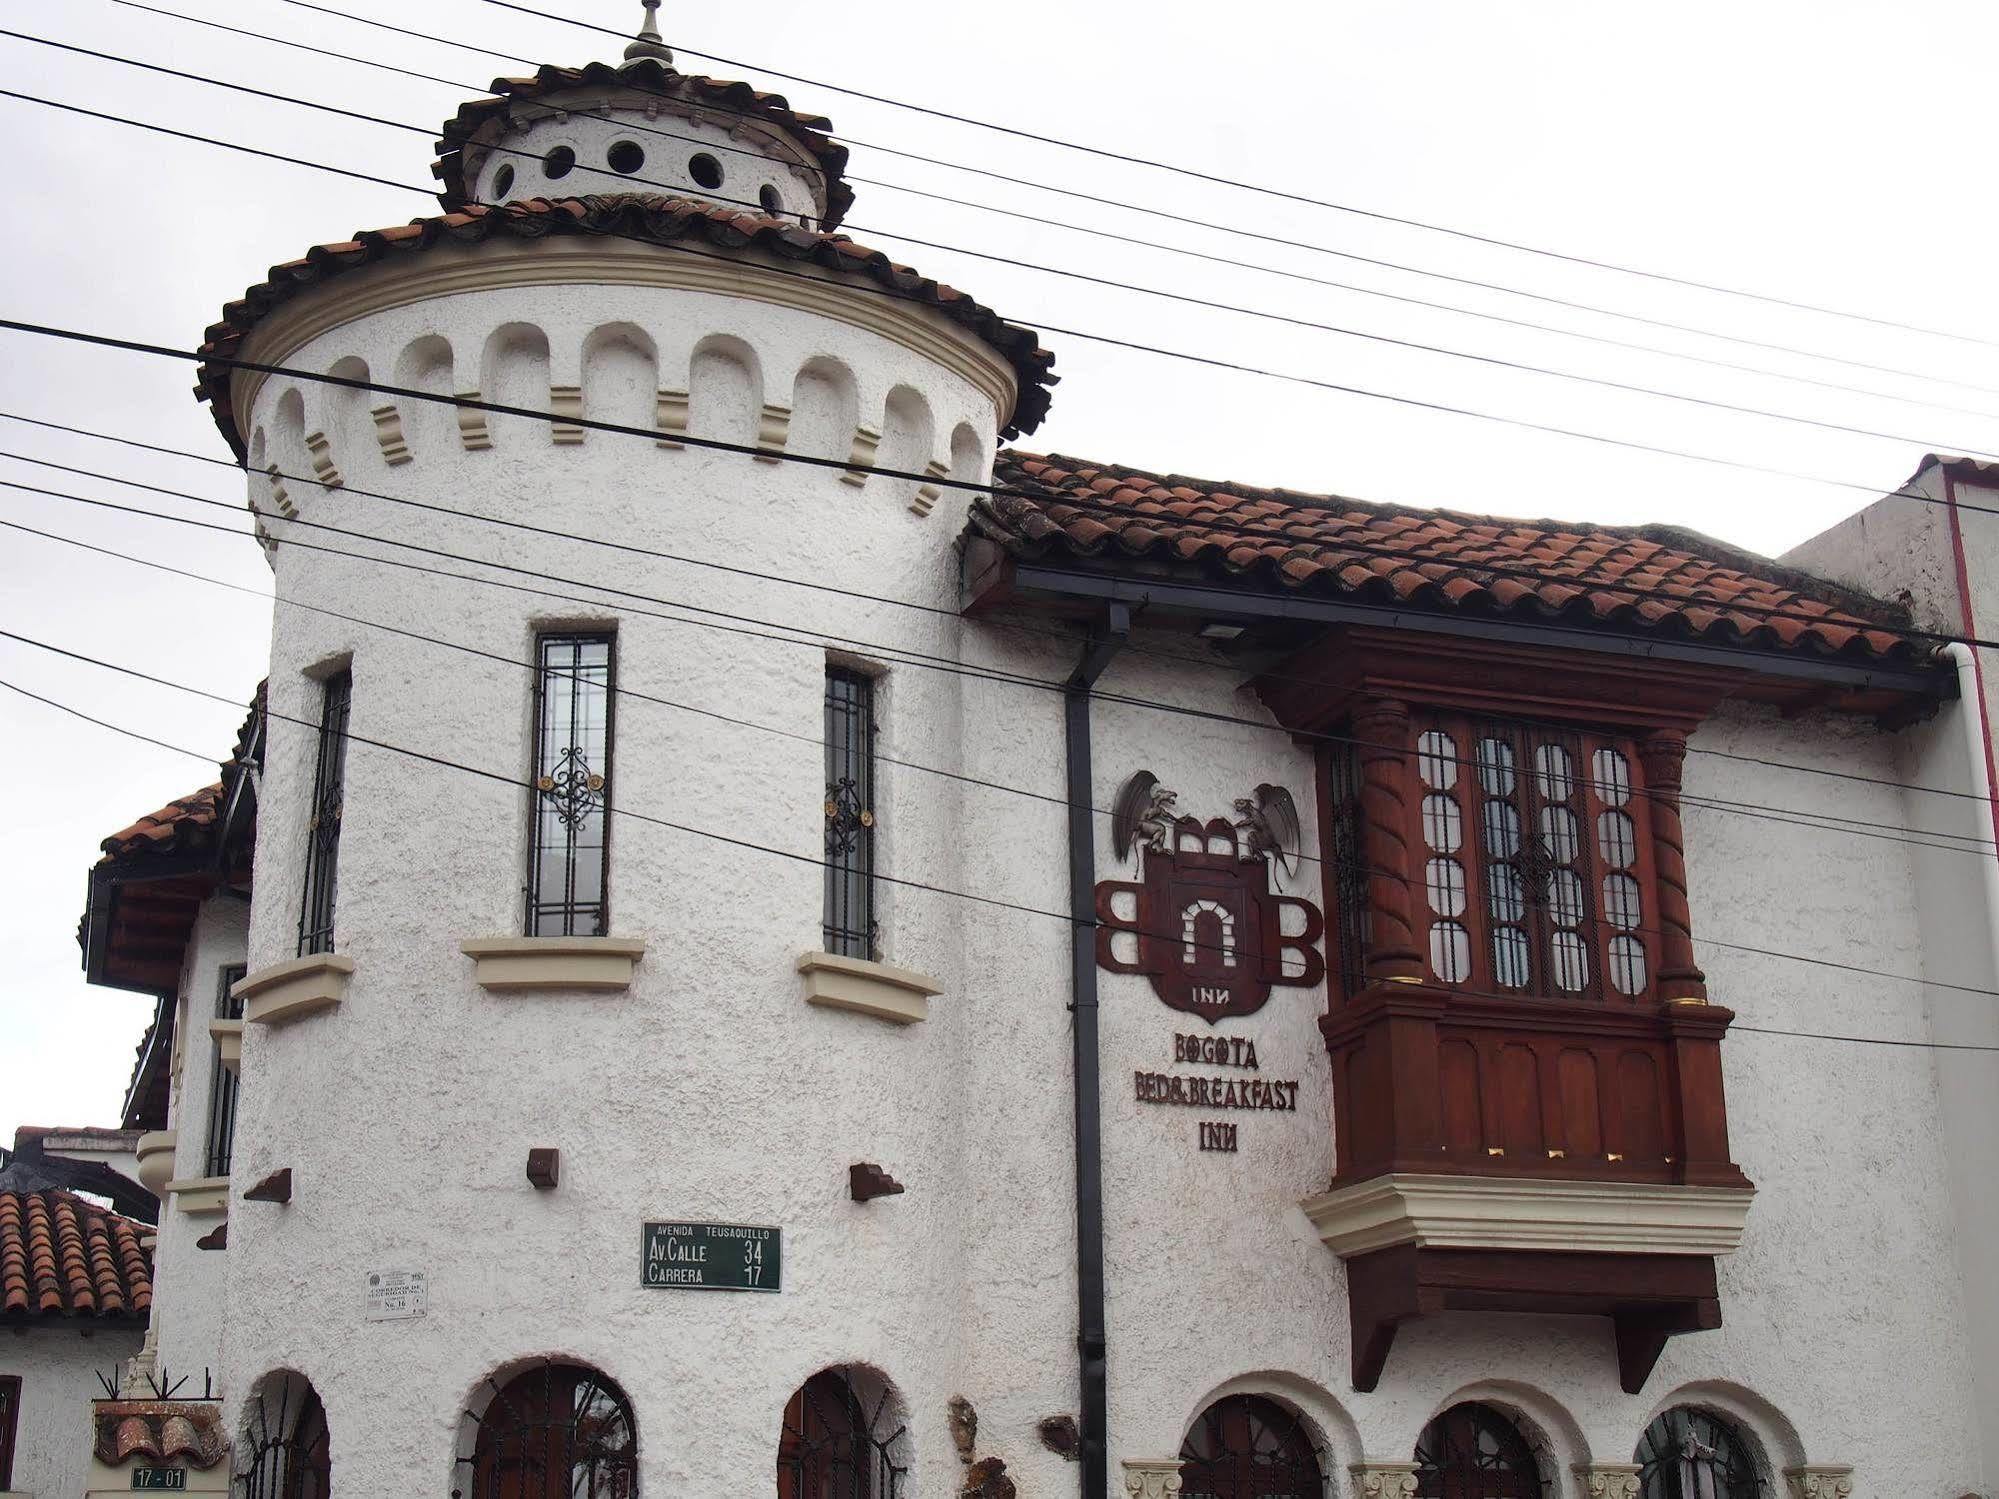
[[640, 1222, 781, 1292]]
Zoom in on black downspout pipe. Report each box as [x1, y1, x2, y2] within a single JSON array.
[[1067, 602, 1128, 1498]]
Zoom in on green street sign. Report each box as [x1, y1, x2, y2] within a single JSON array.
[[640, 1221, 780, 1293]]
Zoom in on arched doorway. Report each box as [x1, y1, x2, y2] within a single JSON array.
[[1413, 1401, 1543, 1498], [457, 1361, 637, 1499], [776, 1367, 906, 1499], [236, 1373, 330, 1498], [1178, 1393, 1324, 1498]]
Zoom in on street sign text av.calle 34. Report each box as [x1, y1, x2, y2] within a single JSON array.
[[641, 1221, 781, 1292]]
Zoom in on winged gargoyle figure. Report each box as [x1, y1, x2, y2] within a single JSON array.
[[1111, 770, 1179, 863], [1233, 782, 1302, 877]]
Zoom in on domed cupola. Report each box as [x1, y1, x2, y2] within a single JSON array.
[[431, 0, 854, 229]]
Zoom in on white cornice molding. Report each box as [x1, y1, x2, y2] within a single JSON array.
[[233, 235, 1017, 435], [1300, 1173, 1755, 1258]]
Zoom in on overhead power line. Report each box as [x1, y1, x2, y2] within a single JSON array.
[[6, 457, 1991, 861], [14, 30, 1999, 465], [104, 0, 1999, 423], [9, 632, 1999, 1033], [10, 405, 1992, 819], [477, 0, 1999, 352]]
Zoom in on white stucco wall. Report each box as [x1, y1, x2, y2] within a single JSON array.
[[149, 896, 247, 1397], [2, 1326, 144, 1499], [160, 208, 1991, 1497]]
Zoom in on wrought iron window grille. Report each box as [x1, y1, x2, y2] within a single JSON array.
[[0, 1375, 18, 1492], [1177, 1393, 1324, 1499], [296, 670, 351, 957], [235, 1380, 330, 1498], [525, 636, 615, 939], [1413, 1402, 1548, 1498], [454, 1361, 638, 1499], [822, 668, 878, 960], [777, 1368, 907, 1499], [203, 962, 247, 1178], [1635, 1408, 1765, 1498]]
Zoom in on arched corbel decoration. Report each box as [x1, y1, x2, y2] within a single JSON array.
[[776, 1367, 907, 1499], [1412, 1401, 1545, 1497], [1635, 1407, 1766, 1497], [455, 1361, 638, 1499], [1177, 1393, 1324, 1499], [236, 1372, 330, 1498]]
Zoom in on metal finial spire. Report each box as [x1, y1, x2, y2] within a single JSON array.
[[623, 0, 672, 64]]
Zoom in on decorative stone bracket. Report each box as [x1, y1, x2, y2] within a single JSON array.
[[234, 953, 354, 1026], [1783, 1467, 1855, 1499], [460, 936, 646, 993], [1120, 1457, 1183, 1498], [1348, 1463, 1420, 1499], [797, 951, 940, 1024], [1574, 1464, 1642, 1499], [208, 1018, 243, 1072], [135, 1130, 177, 1197], [163, 1176, 228, 1216]]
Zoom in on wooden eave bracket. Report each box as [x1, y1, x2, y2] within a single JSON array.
[[1344, 1243, 1721, 1394], [195, 1222, 228, 1251], [849, 1162, 904, 1202], [242, 1168, 291, 1205]]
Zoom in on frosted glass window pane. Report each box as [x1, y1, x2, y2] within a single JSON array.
[[1417, 730, 1458, 790], [1423, 794, 1463, 854], [1481, 800, 1521, 857], [1534, 743, 1575, 802], [1540, 806, 1580, 864], [1426, 857, 1467, 916], [1549, 869, 1584, 926], [1609, 935, 1648, 995], [1475, 738, 1515, 797], [1551, 930, 1590, 991], [1603, 873, 1642, 930], [1486, 862, 1525, 922], [1430, 920, 1471, 981], [1591, 747, 1632, 806], [1598, 810, 1638, 869], [1492, 926, 1530, 987]]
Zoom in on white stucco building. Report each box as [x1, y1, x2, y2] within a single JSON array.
[[22, 5, 1998, 1498]]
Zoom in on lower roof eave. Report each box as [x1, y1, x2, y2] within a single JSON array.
[[983, 558, 1957, 705]]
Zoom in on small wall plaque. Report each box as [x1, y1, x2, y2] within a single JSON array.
[[641, 1221, 780, 1292], [364, 1269, 427, 1321]]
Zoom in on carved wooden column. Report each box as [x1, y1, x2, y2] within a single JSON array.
[[1636, 729, 1708, 1004], [1351, 696, 1424, 983]]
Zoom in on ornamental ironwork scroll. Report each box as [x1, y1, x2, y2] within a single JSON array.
[[1095, 772, 1325, 1023]]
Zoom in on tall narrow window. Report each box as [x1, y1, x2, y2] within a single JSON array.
[[297, 669, 351, 956], [204, 962, 247, 1177], [528, 634, 614, 937], [0, 1375, 18, 1492], [822, 667, 876, 959]]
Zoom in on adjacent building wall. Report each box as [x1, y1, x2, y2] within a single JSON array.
[[2, 1326, 144, 1499]]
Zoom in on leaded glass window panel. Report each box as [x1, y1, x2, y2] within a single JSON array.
[[527, 634, 614, 937], [823, 668, 878, 959], [297, 669, 350, 957]]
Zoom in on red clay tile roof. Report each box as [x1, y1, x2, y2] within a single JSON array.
[[974, 451, 1920, 663], [98, 784, 223, 867], [0, 1189, 152, 1322], [196, 195, 1054, 455], [432, 57, 855, 229]]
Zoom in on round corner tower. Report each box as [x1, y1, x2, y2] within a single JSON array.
[[195, 4, 1058, 1490]]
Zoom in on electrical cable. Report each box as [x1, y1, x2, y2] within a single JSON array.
[[15, 29, 1999, 465], [9, 637, 1999, 1033], [11, 405, 1992, 820], [477, 0, 1999, 351], [0, 86, 1972, 506], [8, 464, 1991, 860], [104, 0, 1999, 425]]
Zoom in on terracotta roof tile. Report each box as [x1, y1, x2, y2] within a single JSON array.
[[430, 58, 854, 229], [195, 195, 1054, 455], [972, 451, 1921, 663], [0, 1190, 152, 1322], [97, 785, 222, 867]]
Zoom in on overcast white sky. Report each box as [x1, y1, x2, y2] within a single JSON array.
[[5, 0, 1999, 1138]]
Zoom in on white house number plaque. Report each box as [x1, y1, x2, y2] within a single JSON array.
[[364, 1269, 428, 1321]]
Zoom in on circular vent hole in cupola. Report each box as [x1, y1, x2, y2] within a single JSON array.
[[544, 145, 576, 179], [689, 152, 724, 190], [492, 163, 515, 199], [607, 140, 645, 175], [758, 184, 782, 214]]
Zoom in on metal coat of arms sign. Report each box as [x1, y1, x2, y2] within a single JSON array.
[[1094, 772, 1326, 1022]]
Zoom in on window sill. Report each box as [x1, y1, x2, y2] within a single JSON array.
[[135, 1128, 177, 1196], [208, 1018, 243, 1070], [796, 951, 940, 1025], [235, 953, 354, 1026], [1300, 1173, 1755, 1258], [164, 1175, 230, 1216], [460, 936, 646, 992]]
